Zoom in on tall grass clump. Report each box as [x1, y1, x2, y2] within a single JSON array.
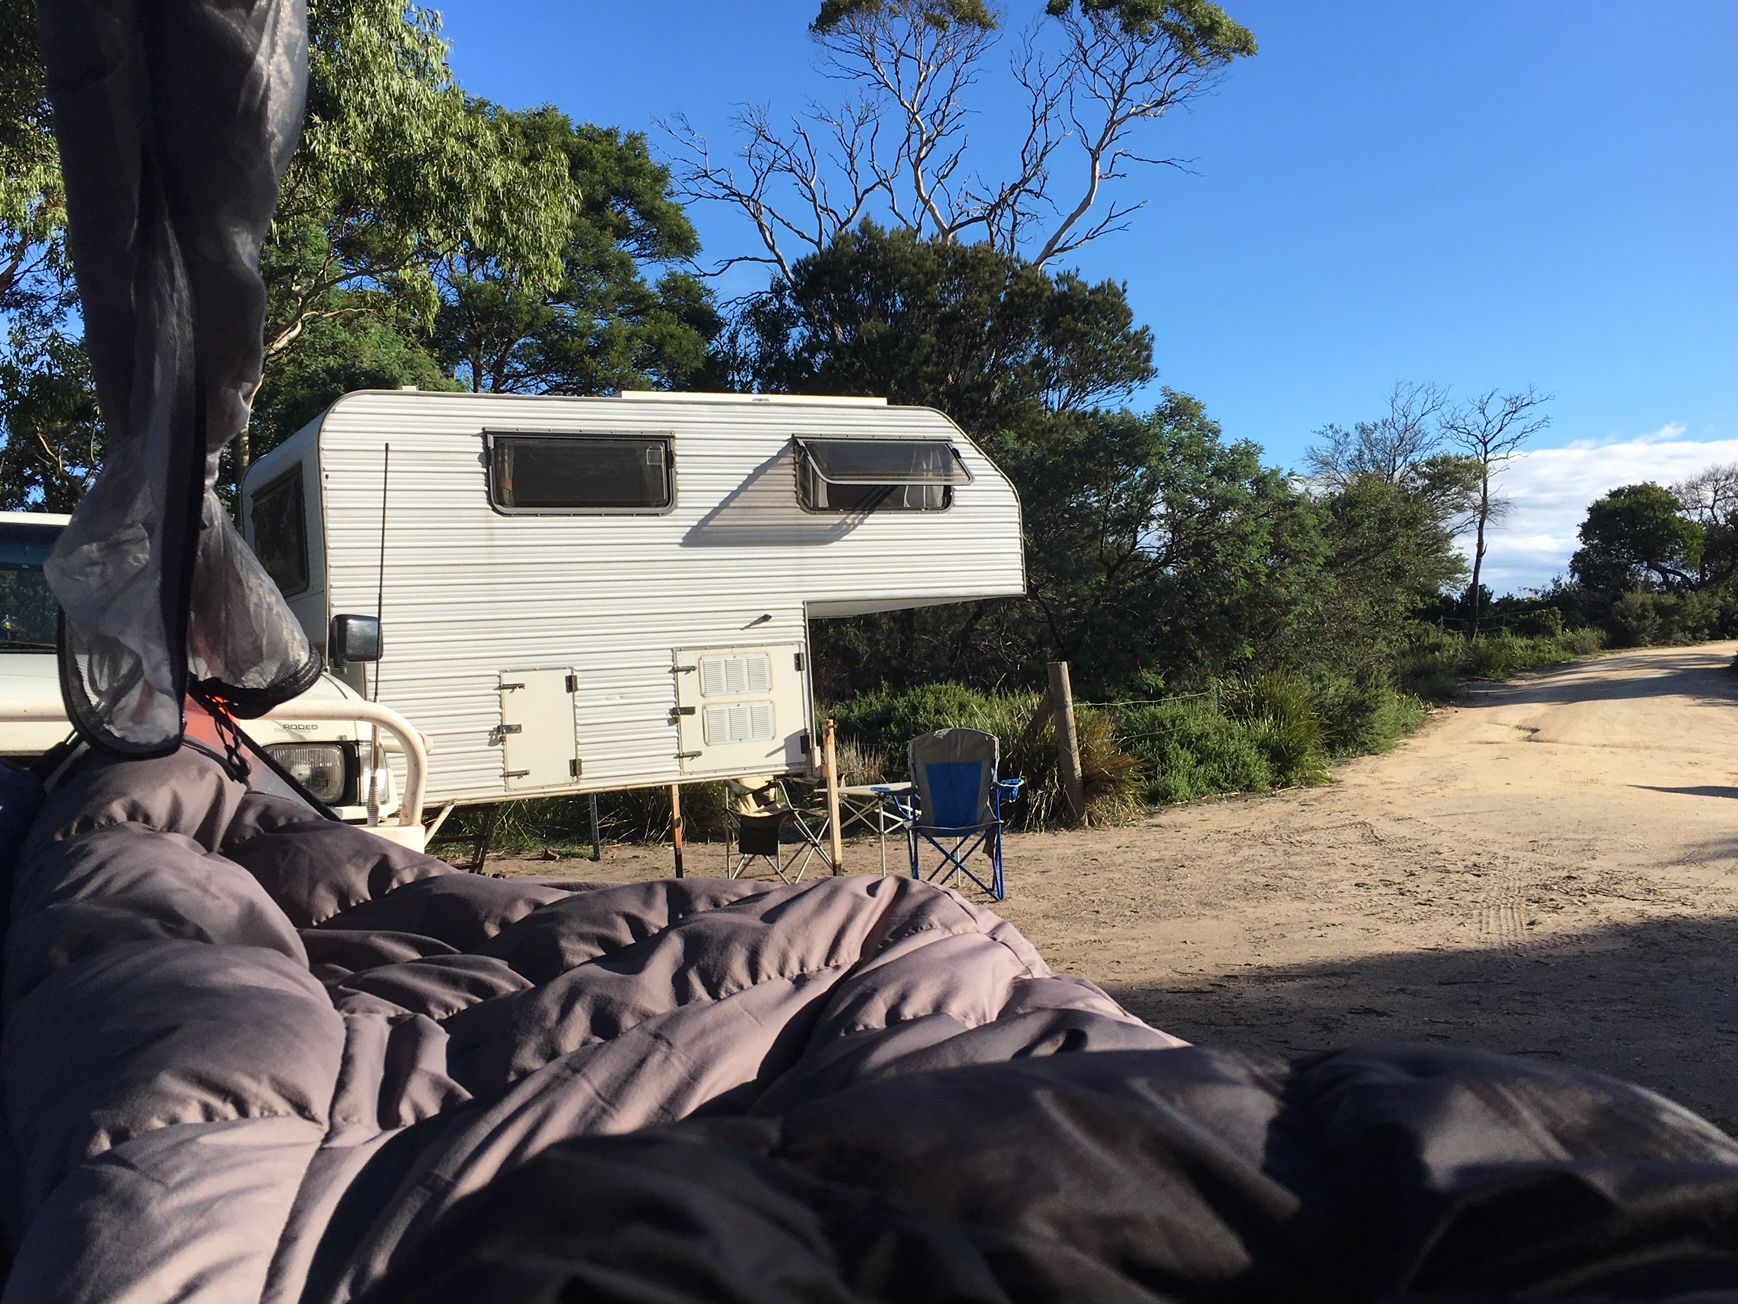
[[1310, 672, 1425, 756], [1399, 625, 1606, 702], [444, 780, 735, 854], [1217, 671, 1331, 786]]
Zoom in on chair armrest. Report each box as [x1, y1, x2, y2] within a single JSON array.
[[870, 785, 917, 821], [996, 777, 1025, 800]]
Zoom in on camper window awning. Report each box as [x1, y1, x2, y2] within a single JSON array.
[[793, 438, 974, 487]]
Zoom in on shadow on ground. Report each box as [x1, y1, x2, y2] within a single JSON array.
[[1106, 912, 1738, 1132], [1456, 647, 1738, 711]]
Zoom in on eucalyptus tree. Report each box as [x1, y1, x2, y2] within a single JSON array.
[[432, 112, 719, 397], [663, 0, 1255, 276], [247, 0, 580, 471]]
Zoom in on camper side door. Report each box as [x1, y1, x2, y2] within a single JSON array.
[[673, 644, 811, 778]]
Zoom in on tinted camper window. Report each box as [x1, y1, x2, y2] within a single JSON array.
[[794, 437, 971, 513], [489, 434, 673, 514], [250, 469, 309, 596]]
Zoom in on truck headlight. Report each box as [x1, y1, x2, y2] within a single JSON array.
[[266, 743, 348, 805]]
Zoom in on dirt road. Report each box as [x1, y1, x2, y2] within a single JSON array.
[[494, 642, 1738, 1127], [1005, 640, 1738, 1127]]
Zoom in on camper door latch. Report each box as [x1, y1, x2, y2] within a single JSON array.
[[500, 682, 525, 692], [504, 769, 531, 780], [675, 750, 702, 760], [670, 705, 696, 719], [670, 664, 696, 675], [489, 724, 522, 744]]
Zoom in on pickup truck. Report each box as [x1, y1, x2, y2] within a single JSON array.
[[0, 509, 395, 822]]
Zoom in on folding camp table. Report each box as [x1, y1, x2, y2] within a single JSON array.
[[777, 779, 913, 875]]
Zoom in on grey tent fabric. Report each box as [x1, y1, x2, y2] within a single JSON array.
[[36, 0, 318, 755]]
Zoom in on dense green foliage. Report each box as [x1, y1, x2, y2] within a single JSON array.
[[0, 0, 718, 501], [1556, 475, 1738, 647], [1572, 483, 1703, 594], [431, 113, 718, 397], [732, 223, 1152, 422]]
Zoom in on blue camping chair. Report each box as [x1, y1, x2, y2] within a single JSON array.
[[895, 728, 1023, 900]]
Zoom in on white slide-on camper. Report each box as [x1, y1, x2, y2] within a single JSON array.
[[240, 390, 1025, 819]]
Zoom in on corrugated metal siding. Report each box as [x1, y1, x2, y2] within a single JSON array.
[[313, 392, 1025, 805]]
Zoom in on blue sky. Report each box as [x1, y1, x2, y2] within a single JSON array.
[[439, 1, 1738, 591]]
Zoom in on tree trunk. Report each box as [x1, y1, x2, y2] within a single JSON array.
[[949, 603, 988, 678], [896, 609, 917, 677], [1468, 473, 1490, 641]]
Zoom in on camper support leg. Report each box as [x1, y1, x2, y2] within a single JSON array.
[[589, 794, 602, 863], [823, 719, 844, 875], [470, 804, 501, 873], [425, 801, 456, 842], [669, 784, 685, 879]]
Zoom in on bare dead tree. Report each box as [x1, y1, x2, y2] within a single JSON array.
[[1671, 462, 1738, 586], [1442, 387, 1553, 641], [1672, 463, 1738, 529], [660, 1, 1255, 275], [1305, 380, 1452, 490]]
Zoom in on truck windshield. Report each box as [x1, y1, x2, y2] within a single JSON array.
[[0, 523, 61, 650]]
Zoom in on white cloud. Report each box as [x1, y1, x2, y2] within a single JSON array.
[[1472, 427, 1738, 593]]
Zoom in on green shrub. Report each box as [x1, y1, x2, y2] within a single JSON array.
[[829, 681, 996, 746], [1607, 592, 1662, 648], [1561, 626, 1606, 657], [1219, 671, 1330, 786], [1399, 622, 1605, 699], [1311, 672, 1423, 756], [1250, 713, 1332, 787], [1465, 632, 1524, 679], [1119, 701, 1272, 804], [1515, 606, 1565, 638], [1655, 590, 1718, 644]]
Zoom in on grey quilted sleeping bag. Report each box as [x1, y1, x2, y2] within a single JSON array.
[[8, 741, 1738, 1301], [0, 741, 1178, 1302]]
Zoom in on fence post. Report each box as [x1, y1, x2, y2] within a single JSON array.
[[588, 794, 602, 863], [669, 784, 685, 879], [823, 718, 845, 874], [1047, 661, 1087, 826]]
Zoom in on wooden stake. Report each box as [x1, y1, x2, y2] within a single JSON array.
[[1048, 661, 1086, 826], [823, 718, 845, 874], [669, 783, 685, 878]]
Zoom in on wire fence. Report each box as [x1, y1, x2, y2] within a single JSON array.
[[1075, 686, 1225, 744], [1428, 611, 1555, 635]]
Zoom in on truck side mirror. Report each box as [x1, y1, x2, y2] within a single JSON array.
[[329, 614, 381, 664]]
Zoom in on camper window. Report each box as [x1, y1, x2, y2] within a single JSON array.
[[794, 437, 971, 513], [488, 433, 674, 514], [250, 469, 310, 596]]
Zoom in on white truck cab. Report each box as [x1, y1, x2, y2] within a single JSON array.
[[0, 510, 395, 822]]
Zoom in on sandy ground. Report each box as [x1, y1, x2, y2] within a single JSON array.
[[487, 642, 1738, 1128]]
